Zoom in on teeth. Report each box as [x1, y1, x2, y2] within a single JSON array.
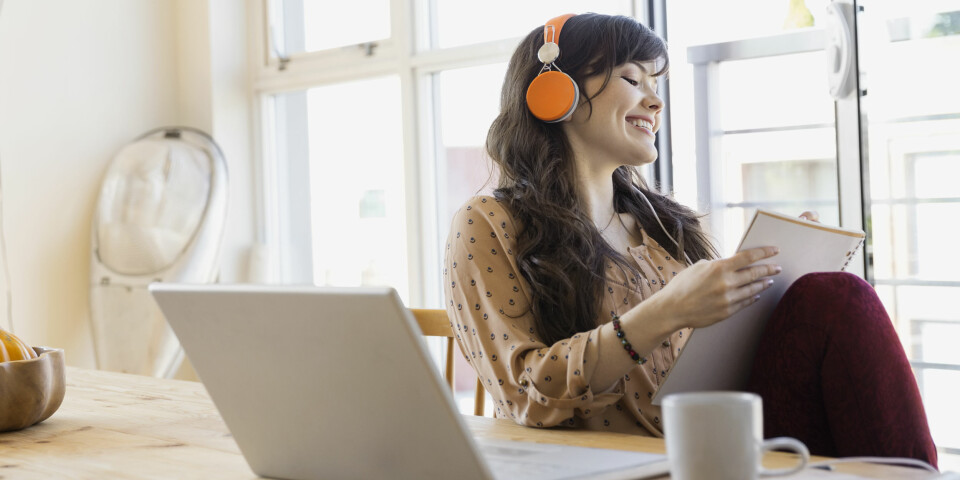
[[629, 119, 652, 130]]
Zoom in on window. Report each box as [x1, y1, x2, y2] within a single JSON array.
[[860, 3, 960, 466], [270, 0, 391, 56], [306, 77, 408, 295], [665, 0, 831, 45], [667, 0, 960, 468], [430, 0, 632, 48], [257, 4, 960, 454], [265, 78, 409, 300], [432, 63, 505, 256], [672, 33, 840, 252]]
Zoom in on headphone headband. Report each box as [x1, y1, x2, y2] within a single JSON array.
[[543, 14, 575, 44]]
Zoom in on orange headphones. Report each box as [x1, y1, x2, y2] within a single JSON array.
[[526, 14, 579, 123]]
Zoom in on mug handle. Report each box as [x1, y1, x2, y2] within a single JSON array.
[[759, 437, 810, 477]]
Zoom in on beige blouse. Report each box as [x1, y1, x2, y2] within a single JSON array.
[[443, 195, 691, 437]]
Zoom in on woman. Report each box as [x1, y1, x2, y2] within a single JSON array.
[[443, 13, 937, 466]]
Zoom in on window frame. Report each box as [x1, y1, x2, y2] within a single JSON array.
[[249, 0, 650, 307]]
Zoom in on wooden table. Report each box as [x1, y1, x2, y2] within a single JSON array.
[[0, 367, 938, 479]]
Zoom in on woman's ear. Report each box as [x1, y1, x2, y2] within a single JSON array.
[[562, 95, 590, 123]]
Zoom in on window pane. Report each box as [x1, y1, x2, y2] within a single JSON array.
[[666, 7, 840, 251], [432, 1, 632, 49], [436, 63, 507, 227], [721, 128, 839, 226], [916, 368, 960, 451], [667, 0, 832, 45], [273, 0, 390, 55], [866, 128, 960, 285], [861, 5, 960, 120], [716, 78, 837, 251], [912, 320, 960, 366], [913, 203, 960, 280], [718, 52, 834, 131], [715, 55, 839, 238], [739, 159, 838, 215], [287, 76, 408, 299], [876, 285, 960, 350], [861, 2, 960, 465], [912, 153, 960, 199]]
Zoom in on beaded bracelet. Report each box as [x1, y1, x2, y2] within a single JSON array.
[[612, 315, 647, 365]]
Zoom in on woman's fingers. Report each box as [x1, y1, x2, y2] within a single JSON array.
[[729, 277, 773, 305], [731, 263, 781, 287], [728, 292, 763, 316], [720, 249, 781, 314], [664, 247, 782, 329], [728, 246, 779, 270], [800, 211, 820, 223]]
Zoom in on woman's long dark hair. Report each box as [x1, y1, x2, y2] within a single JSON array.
[[486, 13, 717, 345]]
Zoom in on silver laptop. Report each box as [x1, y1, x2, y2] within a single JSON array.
[[149, 283, 669, 480]]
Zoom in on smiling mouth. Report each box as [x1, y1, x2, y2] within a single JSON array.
[[627, 118, 654, 135]]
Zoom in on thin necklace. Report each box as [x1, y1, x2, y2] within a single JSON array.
[[597, 209, 618, 233]]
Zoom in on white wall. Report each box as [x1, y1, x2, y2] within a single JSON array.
[[0, 0, 256, 369]]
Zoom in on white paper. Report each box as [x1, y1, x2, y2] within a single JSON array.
[[789, 468, 873, 479]]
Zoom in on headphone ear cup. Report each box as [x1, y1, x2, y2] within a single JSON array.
[[526, 71, 580, 123]]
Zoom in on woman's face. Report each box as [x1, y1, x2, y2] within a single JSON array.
[[562, 61, 664, 169]]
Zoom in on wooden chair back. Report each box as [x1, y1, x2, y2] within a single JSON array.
[[409, 309, 486, 416]]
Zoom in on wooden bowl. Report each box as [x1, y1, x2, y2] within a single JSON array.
[[0, 346, 65, 432]]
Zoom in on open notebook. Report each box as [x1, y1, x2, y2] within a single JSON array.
[[150, 284, 670, 480], [653, 210, 866, 404]]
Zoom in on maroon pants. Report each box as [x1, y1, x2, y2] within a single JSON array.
[[746, 272, 938, 469]]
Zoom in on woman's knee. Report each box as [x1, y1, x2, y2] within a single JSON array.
[[784, 272, 878, 310], [787, 272, 870, 299], [776, 272, 891, 331], [781, 272, 896, 338]]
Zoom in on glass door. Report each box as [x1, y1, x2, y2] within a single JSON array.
[[857, 0, 960, 467], [665, 0, 960, 468]]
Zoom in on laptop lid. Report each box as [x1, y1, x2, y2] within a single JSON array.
[[151, 284, 670, 480], [149, 283, 491, 480]]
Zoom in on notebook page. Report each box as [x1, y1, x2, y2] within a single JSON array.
[[736, 210, 865, 273]]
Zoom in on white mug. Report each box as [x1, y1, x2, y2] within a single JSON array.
[[662, 392, 809, 480]]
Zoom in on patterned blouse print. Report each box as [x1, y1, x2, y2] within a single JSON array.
[[444, 196, 691, 437]]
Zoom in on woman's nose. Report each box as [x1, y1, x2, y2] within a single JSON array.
[[642, 92, 663, 113]]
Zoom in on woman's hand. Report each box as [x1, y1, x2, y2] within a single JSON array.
[[645, 247, 782, 330], [800, 211, 820, 222]]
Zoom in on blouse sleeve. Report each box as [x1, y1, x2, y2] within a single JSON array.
[[443, 196, 625, 427]]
